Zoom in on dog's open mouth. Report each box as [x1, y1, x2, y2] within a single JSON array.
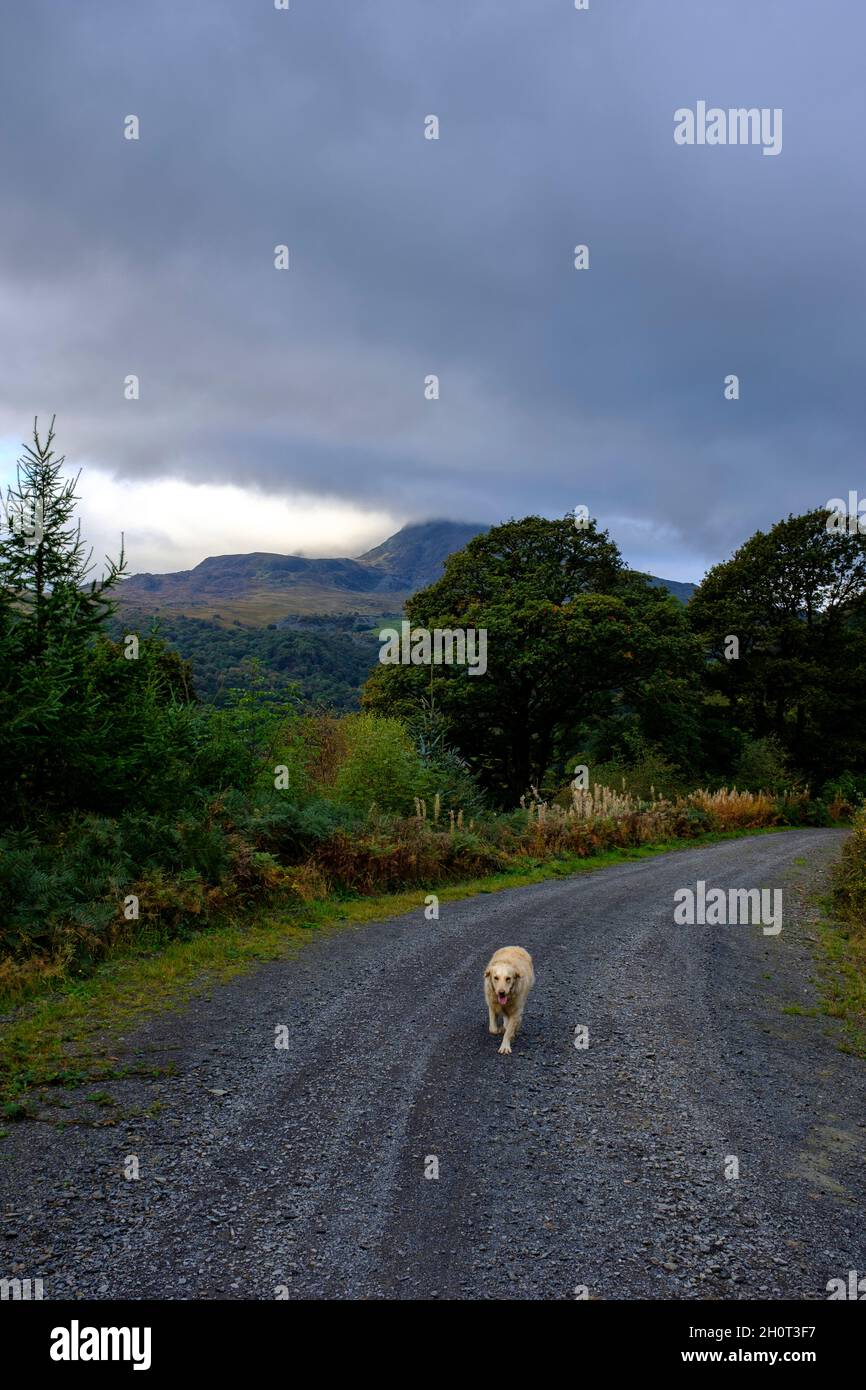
[[497, 992, 508, 1005]]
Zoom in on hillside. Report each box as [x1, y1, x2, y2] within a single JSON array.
[[355, 520, 485, 591], [644, 574, 697, 604], [105, 611, 382, 710], [116, 521, 478, 625]]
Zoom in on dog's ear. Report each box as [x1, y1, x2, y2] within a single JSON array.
[[484, 968, 491, 979], [513, 970, 521, 979]]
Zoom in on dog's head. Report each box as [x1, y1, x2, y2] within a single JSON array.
[[486, 961, 520, 1008]]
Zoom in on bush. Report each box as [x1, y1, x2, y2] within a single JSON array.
[[0, 820, 132, 958], [576, 738, 687, 801], [417, 746, 487, 819], [775, 797, 831, 828], [312, 822, 503, 894], [732, 736, 791, 795], [668, 805, 714, 838], [0, 794, 289, 979], [247, 794, 354, 860], [332, 713, 423, 816], [409, 698, 488, 817], [820, 771, 865, 822], [832, 808, 866, 932]]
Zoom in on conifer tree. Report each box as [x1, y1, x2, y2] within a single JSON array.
[[0, 419, 125, 806], [1, 416, 125, 663]]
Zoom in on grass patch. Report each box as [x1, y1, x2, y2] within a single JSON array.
[[809, 811, 866, 1056], [812, 897, 866, 1057], [0, 824, 790, 1111]]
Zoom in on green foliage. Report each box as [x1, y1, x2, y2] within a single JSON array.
[[667, 804, 714, 837], [0, 420, 126, 814], [332, 712, 422, 816], [243, 794, 353, 859], [833, 809, 866, 929], [108, 612, 379, 711], [732, 736, 791, 795], [363, 515, 703, 805], [0, 821, 131, 959], [821, 771, 866, 806], [689, 508, 866, 784], [410, 698, 488, 815], [578, 736, 688, 801], [773, 797, 830, 827]]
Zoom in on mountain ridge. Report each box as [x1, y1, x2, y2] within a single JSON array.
[[117, 520, 696, 624]]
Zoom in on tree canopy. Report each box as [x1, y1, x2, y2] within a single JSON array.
[[687, 508, 866, 785], [363, 516, 703, 804]]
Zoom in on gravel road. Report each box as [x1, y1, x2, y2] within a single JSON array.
[[3, 827, 865, 1301]]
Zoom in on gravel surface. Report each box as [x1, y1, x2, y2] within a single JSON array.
[[3, 827, 865, 1301]]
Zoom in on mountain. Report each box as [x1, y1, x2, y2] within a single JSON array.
[[117, 520, 483, 624], [118, 519, 696, 626], [354, 521, 486, 592], [645, 574, 697, 604]]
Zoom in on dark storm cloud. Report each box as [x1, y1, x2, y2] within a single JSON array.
[[1, 0, 864, 577]]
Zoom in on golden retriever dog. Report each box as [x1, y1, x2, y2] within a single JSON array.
[[484, 946, 535, 1055]]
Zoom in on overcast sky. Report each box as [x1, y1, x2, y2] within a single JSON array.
[[1, 0, 863, 582]]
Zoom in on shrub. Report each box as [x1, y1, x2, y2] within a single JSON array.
[[409, 698, 488, 817], [417, 745, 487, 819], [247, 794, 353, 860], [312, 822, 503, 894], [690, 787, 779, 829], [332, 713, 423, 816], [775, 797, 831, 828], [0, 820, 131, 961], [832, 808, 866, 933], [574, 738, 687, 801], [820, 772, 865, 822], [732, 736, 791, 795]]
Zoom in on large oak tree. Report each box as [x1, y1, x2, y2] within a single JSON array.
[[362, 516, 703, 805]]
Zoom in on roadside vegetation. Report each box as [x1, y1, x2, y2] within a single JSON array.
[[820, 807, 866, 1054]]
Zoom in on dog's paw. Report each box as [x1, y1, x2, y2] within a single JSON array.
[[489, 1024, 501, 1035], [498, 1039, 512, 1055]]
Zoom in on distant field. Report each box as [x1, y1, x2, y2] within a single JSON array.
[[118, 587, 411, 627]]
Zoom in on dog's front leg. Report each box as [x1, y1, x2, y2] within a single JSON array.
[[499, 1014, 517, 1054], [487, 1000, 501, 1034]]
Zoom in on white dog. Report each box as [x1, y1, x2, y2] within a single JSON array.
[[484, 946, 535, 1055]]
